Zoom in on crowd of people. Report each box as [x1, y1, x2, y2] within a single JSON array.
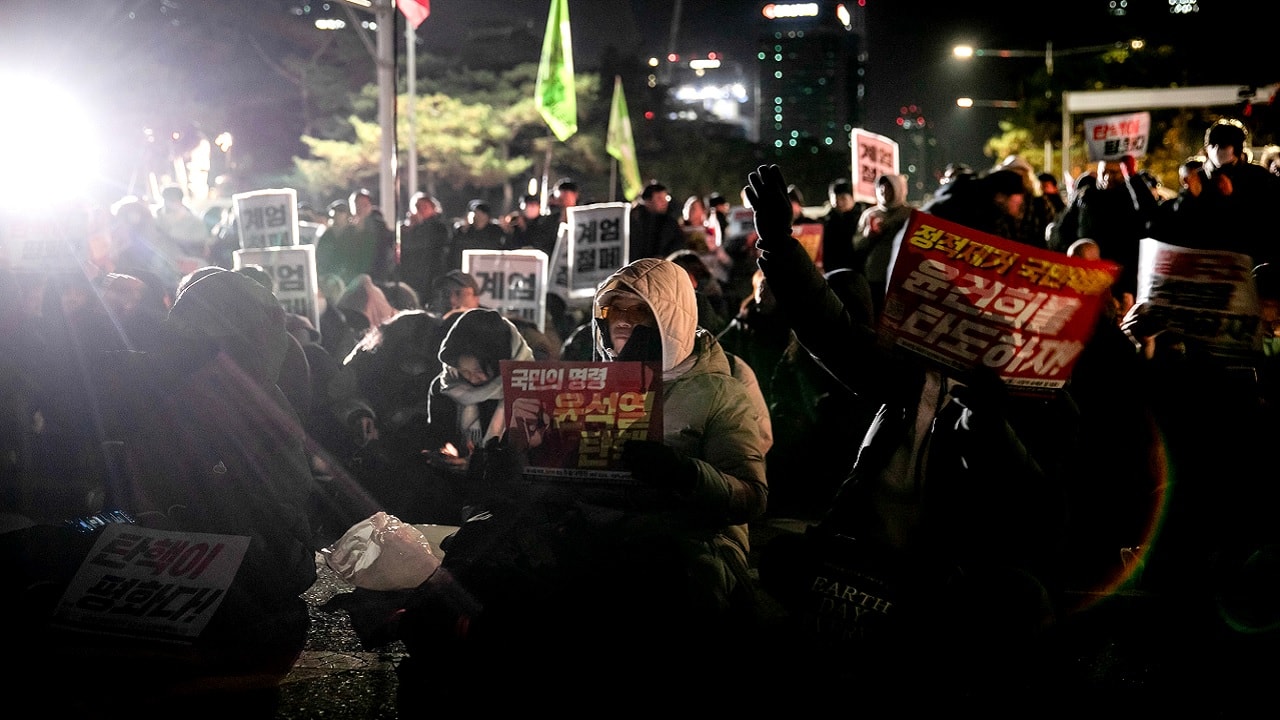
[[3, 116, 1280, 711]]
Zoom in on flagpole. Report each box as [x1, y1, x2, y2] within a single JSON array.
[[610, 159, 617, 203], [540, 141, 553, 212], [406, 17, 418, 206], [376, 0, 397, 227]]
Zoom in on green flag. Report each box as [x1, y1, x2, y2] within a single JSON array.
[[606, 75, 643, 202], [535, 0, 577, 142]]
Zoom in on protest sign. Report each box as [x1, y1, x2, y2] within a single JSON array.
[[0, 211, 84, 272], [52, 524, 249, 643], [851, 129, 900, 206], [234, 244, 319, 329], [879, 210, 1119, 393], [500, 360, 662, 484], [724, 205, 756, 245], [1135, 237, 1262, 360], [565, 202, 629, 299], [793, 221, 825, 268], [463, 249, 549, 332], [1083, 111, 1151, 161], [233, 188, 299, 249]]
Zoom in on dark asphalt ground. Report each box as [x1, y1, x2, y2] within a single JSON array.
[[269, 518, 1280, 718]]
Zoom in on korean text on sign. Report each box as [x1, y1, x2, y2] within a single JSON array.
[[53, 525, 250, 641], [880, 210, 1118, 393]]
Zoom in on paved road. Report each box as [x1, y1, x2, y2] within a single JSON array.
[[272, 517, 1280, 718]]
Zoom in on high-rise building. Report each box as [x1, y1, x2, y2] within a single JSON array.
[[757, 1, 866, 154], [651, 51, 758, 141]]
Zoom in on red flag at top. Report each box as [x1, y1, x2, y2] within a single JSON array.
[[398, 0, 430, 29]]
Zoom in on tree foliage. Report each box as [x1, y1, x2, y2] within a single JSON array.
[[290, 58, 606, 214]]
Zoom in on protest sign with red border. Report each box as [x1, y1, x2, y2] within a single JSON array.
[[1135, 237, 1262, 361], [879, 210, 1119, 394], [500, 360, 662, 484]]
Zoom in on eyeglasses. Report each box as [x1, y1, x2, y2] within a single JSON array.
[[599, 303, 652, 323]]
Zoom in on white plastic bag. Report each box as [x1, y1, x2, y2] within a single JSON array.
[[323, 511, 441, 590]]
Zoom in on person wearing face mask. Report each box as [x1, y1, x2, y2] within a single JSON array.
[[594, 257, 770, 614], [1154, 118, 1280, 266]]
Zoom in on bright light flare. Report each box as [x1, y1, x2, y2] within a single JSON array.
[[0, 73, 101, 213]]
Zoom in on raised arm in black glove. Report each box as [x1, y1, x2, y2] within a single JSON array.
[[744, 164, 799, 252], [621, 439, 696, 491]]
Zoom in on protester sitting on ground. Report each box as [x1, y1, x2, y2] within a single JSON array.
[[328, 308, 453, 525], [334, 273, 399, 363], [420, 308, 535, 522], [401, 257, 770, 703], [428, 269, 483, 315]]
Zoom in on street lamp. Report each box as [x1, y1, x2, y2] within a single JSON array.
[[952, 39, 1143, 77], [956, 98, 1020, 109], [950, 38, 1144, 173]]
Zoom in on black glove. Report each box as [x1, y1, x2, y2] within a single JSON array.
[[951, 364, 1009, 418], [621, 439, 696, 491], [615, 323, 664, 363], [744, 164, 798, 252]]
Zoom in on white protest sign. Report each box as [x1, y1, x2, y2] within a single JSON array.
[[566, 202, 629, 300], [234, 244, 320, 329], [1083, 111, 1151, 161], [52, 524, 249, 642], [1136, 237, 1261, 360], [548, 221, 571, 304], [233, 188, 300, 249], [0, 212, 82, 272], [851, 129, 900, 206], [463, 248, 549, 332]]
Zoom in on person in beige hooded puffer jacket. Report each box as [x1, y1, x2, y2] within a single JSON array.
[[593, 257, 770, 620]]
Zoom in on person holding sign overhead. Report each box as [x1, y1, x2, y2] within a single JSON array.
[[747, 163, 1080, 701]]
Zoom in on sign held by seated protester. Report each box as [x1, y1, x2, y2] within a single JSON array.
[[234, 244, 320, 330], [1135, 237, 1262, 361], [463, 249, 549, 333], [52, 524, 249, 643], [500, 360, 662, 485], [878, 210, 1119, 394]]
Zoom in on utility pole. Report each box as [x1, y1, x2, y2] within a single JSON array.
[[375, 0, 397, 227], [662, 0, 683, 85], [340, 0, 397, 227]]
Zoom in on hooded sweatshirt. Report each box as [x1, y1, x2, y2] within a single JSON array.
[[591, 258, 769, 568], [428, 308, 535, 452]]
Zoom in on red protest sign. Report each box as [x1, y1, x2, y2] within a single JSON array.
[[500, 360, 663, 484], [879, 210, 1119, 394]]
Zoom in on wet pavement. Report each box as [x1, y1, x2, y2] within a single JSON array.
[[268, 517, 1280, 718], [274, 559, 406, 720]]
